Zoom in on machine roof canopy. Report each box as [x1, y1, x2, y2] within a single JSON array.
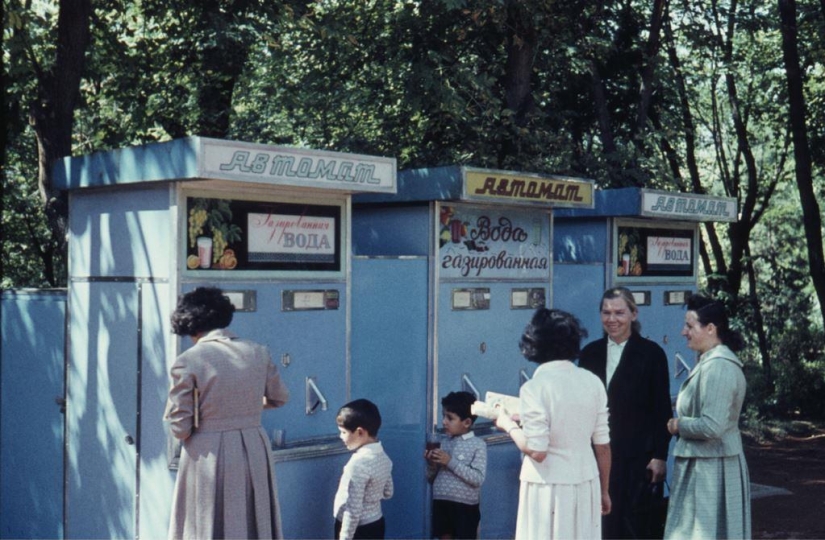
[[52, 137, 397, 195]]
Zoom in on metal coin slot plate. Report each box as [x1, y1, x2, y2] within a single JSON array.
[[631, 290, 651, 306], [282, 289, 340, 311], [451, 288, 490, 310], [510, 288, 545, 309], [664, 290, 691, 306], [224, 290, 257, 312]]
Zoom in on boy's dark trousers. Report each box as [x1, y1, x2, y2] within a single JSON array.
[[334, 517, 385, 539], [432, 499, 480, 539]]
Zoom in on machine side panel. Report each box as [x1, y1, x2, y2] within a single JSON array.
[[351, 257, 430, 538], [0, 291, 66, 539], [552, 264, 606, 342], [66, 282, 138, 539], [553, 218, 607, 265], [69, 186, 173, 279], [137, 282, 176, 540], [352, 205, 431, 257]]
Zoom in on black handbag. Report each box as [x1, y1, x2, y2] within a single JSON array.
[[625, 479, 669, 539]]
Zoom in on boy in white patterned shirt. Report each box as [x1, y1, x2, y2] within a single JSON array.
[[334, 399, 394, 540], [425, 391, 487, 539]]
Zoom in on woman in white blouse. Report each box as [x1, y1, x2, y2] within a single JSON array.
[[496, 308, 612, 539]]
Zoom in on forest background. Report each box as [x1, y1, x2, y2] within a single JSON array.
[[2, 0, 824, 426]]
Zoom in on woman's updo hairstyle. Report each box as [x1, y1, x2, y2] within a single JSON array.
[[686, 294, 745, 352], [519, 308, 588, 364], [170, 287, 235, 337]]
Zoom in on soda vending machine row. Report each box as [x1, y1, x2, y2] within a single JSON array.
[[351, 166, 596, 538], [52, 137, 396, 539]]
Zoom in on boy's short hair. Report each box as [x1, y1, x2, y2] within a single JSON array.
[[337, 399, 382, 436], [441, 391, 477, 423]]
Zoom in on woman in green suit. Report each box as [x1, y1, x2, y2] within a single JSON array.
[[664, 295, 750, 539]]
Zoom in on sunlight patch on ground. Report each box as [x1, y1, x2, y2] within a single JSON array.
[[751, 483, 793, 499]]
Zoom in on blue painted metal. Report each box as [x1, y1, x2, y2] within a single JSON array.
[[553, 218, 607, 264], [553, 187, 643, 218], [351, 205, 431, 257], [53, 137, 397, 194], [479, 442, 522, 538], [53, 138, 200, 189], [180, 282, 348, 443], [552, 264, 606, 340], [354, 166, 464, 204], [68, 186, 174, 279], [1, 290, 66, 540], [66, 282, 139, 539], [137, 282, 177, 540], [436, 281, 538, 407], [352, 257, 430, 538], [273, 452, 351, 538]]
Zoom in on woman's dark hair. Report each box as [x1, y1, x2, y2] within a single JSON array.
[[337, 399, 382, 437], [170, 287, 235, 336], [686, 294, 745, 352], [519, 308, 588, 364], [601, 287, 642, 334]]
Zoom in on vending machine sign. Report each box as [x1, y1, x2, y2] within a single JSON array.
[[248, 213, 336, 264], [438, 205, 550, 279], [615, 222, 695, 280], [185, 196, 341, 272]]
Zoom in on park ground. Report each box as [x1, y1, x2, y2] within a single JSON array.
[[744, 420, 825, 539]]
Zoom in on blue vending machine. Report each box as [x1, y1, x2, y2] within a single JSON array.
[[52, 137, 396, 539], [351, 166, 596, 538], [552, 187, 739, 455]]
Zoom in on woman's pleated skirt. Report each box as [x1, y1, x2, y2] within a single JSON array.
[[665, 453, 751, 539], [515, 477, 602, 539]]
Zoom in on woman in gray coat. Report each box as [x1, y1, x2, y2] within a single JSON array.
[[166, 287, 290, 539], [664, 295, 750, 539]]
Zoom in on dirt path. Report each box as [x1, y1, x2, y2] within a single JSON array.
[[744, 425, 825, 539]]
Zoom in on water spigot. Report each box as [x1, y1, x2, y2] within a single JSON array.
[[305, 376, 329, 415]]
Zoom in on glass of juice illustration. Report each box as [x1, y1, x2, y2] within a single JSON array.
[[197, 236, 213, 268]]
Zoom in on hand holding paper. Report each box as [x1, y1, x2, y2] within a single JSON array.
[[471, 391, 521, 424]]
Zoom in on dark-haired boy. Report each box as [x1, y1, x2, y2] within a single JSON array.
[[334, 399, 394, 540], [425, 391, 488, 539]]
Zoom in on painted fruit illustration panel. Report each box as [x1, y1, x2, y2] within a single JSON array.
[[186, 197, 341, 272]]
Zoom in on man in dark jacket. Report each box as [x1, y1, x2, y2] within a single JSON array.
[[579, 287, 672, 539]]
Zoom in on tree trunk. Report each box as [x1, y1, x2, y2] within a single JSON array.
[[745, 243, 773, 389], [28, 0, 92, 285], [497, 1, 536, 166], [661, 16, 728, 286], [635, 0, 668, 133], [778, 0, 825, 324], [590, 61, 616, 157]]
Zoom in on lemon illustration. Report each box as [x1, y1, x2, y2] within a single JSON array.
[[187, 255, 200, 269]]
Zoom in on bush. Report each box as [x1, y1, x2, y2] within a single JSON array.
[[743, 353, 825, 421], [772, 359, 825, 419]]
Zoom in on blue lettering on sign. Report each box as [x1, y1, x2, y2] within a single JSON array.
[[282, 233, 332, 250], [664, 250, 690, 261], [650, 195, 732, 218], [217, 150, 381, 185], [441, 250, 549, 278]]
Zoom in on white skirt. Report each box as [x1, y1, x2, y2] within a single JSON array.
[[515, 478, 602, 540]]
